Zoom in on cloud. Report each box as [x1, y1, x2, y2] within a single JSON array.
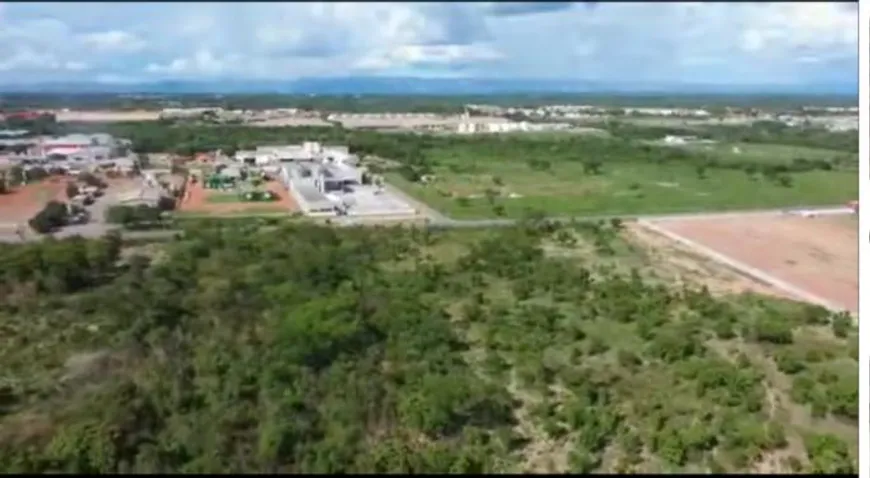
[[483, 2, 576, 17], [0, 2, 857, 87], [146, 50, 237, 76], [356, 44, 503, 71], [0, 47, 89, 73], [79, 30, 147, 53]]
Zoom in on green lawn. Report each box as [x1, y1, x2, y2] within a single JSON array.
[[387, 142, 857, 219], [204, 191, 244, 204], [174, 208, 290, 218]]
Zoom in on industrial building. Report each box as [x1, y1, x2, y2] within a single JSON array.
[[0, 133, 136, 176], [236, 141, 416, 218], [457, 120, 572, 134], [235, 142, 356, 166]]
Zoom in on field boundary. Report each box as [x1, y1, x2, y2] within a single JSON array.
[[636, 218, 849, 313]]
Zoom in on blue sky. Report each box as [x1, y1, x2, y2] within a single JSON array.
[[0, 2, 858, 86]]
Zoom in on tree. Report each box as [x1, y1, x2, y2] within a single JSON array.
[[66, 182, 80, 199], [7, 166, 25, 186], [775, 174, 793, 188], [582, 159, 603, 175], [28, 200, 68, 234], [805, 433, 855, 474], [27, 167, 49, 182], [78, 172, 107, 189]]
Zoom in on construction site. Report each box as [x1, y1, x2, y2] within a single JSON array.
[[635, 208, 858, 315]]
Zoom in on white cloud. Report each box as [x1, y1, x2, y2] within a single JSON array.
[[356, 44, 503, 70], [0, 2, 856, 87], [146, 50, 236, 76], [79, 30, 146, 53], [64, 61, 90, 72], [0, 47, 88, 73]]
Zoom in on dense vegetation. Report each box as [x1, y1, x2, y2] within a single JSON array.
[[0, 219, 856, 473]]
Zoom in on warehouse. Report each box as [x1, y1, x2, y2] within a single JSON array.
[[281, 163, 337, 215], [235, 142, 358, 166], [39, 133, 130, 161]]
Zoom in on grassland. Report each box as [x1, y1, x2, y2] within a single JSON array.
[[174, 208, 291, 218], [663, 142, 856, 167], [386, 137, 857, 219]]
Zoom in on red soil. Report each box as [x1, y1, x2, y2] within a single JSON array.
[[0, 178, 68, 224], [653, 215, 858, 314]]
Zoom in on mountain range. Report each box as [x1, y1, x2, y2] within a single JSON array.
[[0, 76, 857, 97]]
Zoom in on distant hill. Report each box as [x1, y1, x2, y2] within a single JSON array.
[[0, 76, 857, 98]]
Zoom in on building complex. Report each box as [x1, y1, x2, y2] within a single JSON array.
[[234, 141, 414, 217], [0, 132, 136, 175]]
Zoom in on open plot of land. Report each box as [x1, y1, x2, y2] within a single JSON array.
[[247, 117, 331, 127], [53, 110, 160, 122], [178, 179, 298, 216], [337, 114, 508, 130], [387, 141, 857, 219], [0, 178, 66, 225], [642, 213, 857, 314]]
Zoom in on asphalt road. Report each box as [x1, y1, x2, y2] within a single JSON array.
[[0, 204, 850, 244]]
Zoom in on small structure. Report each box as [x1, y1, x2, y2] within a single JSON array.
[[205, 174, 235, 189]]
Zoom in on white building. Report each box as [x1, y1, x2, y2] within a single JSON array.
[[236, 142, 358, 166], [38, 133, 128, 162]]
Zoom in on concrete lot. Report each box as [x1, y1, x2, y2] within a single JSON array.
[[337, 185, 417, 217]]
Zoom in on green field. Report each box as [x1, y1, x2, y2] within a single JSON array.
[[387, 137, 857, 219], [204, 191, 243, 203], [665, 142, 856, 166]]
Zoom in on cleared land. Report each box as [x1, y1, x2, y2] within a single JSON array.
[[387, 139, 857, 219], [53, 110, 160, 122], [178, 179, 298, 216], [0, 178, 66, 225], [643, 214, 857, 314], [247, 117, 331, 127], [336, 114, 508, 130]]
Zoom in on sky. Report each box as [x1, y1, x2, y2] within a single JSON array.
[[0, 2, 858, 87]]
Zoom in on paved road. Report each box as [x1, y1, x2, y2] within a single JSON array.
[[0, 204, 850, 244]]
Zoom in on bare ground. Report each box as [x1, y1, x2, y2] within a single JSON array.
[[625, 223, 785, 299], [643, 215, 857, 314], [53, 110, 160, 122]]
